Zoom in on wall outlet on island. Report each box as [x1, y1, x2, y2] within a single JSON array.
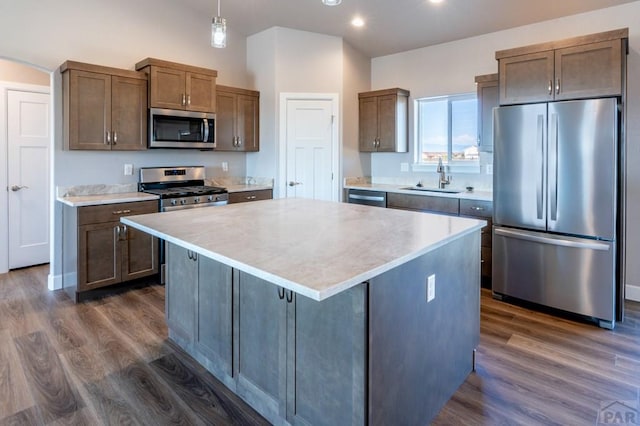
[[427, 274, 436, 302], [400, 162, 409, 172], [124, 163, 133, 176], [486, 164, 493, 175]]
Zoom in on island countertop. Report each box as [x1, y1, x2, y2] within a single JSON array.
[[121, 198, 485, 301]]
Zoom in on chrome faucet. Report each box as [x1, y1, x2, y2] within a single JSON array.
[[436, 157, 451, 189]]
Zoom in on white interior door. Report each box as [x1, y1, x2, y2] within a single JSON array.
[[7, 90, 50, 269], [284, 98, 336, 200]]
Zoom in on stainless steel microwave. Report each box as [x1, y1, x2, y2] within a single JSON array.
[[149, 108, 216, 149]]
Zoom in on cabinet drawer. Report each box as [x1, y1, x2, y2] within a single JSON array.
[[481, 228, 492, 248], [481, 247, 492, 277], [459, 199, 493, 219], [228, 189, 273, 204], [387, 193, 459, 215], [79, 200, 158, 225]]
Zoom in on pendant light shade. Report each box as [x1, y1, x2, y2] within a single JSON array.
[[211, 0, 227, 48], [322, 0, 342, 5]]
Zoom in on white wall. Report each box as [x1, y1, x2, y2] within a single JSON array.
[[370, 2, 640, 297], [0, 0, 252, 282], [246, 27, 346, 197]]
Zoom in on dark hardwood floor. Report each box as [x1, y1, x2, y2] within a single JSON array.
[[1, 264, 639, 425]]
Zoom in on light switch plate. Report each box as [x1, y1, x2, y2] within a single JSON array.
[[124, 164, 133, 176], [400, 162, 409, 172], [222, 161, 229, 172], [427, 274, 436, 302]]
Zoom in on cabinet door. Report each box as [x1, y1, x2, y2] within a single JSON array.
[[121, 225, 157, 281], [149, 67, 186, 110], [78, 222, 120, 290], [477, 80, 498, 153], [376, 94, 399, 152], [166, 244, 197, 342], [66, 70, 112, 150], [235, 272, 287, 422], [111, 76, 148, 150], [215, 91, 237, 150], [196, 257, 233, 384], [287, 283, 367, 426], [358, 96, 378, 152], [499, 51, 554, 105], [554, 40, 623, 100], [237, 94, 259, 151], [186, 72, 216, 113]]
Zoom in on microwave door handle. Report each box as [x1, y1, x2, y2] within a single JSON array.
[[203, 118, 209, 142]]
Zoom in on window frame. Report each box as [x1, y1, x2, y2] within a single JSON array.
[[413, 92, 480, 174]]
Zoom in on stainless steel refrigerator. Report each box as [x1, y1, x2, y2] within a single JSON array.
[[492, 98, 620, 329]]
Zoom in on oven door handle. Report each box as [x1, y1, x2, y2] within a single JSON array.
[[203, 118, 209, 143]]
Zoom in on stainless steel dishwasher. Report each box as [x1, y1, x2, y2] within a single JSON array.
[[347, 189, 386, 207]]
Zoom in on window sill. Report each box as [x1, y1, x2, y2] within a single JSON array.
[[412, 162, 480, 174]]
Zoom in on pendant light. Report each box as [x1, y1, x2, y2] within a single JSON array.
[[322, 0, 342, 5], [211, 0, 227, 48]]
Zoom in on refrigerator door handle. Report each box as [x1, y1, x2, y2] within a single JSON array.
[[494, 228, 611, 251], [549, 113, 559, 222], [536, 114, 544, 220]]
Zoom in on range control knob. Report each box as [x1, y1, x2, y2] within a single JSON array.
[[207, 195, 214, 202], [194, 197, 200, 204], [170, 199, 177, 206], [180, 199, 187, 205]]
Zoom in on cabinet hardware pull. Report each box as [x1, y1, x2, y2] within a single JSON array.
[[246, 195, 256, 200], [122, 225, 127, 240], [113, 131, 117, 145], [471, 206, 484, 211], [278, 287, 285, 300], [286, 290, 293, 303], [122, 209, 131, 214], [112, 210, 122, 215], [182, 93, 186, 106], [556, 79, 560, 95], [106, 131, 111, 144], [114, 225, 120, 240], [187, 95, 191, 106], [548, 80, 552, 95]]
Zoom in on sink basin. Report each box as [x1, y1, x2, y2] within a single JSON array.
[[401, 186, 463, 194]]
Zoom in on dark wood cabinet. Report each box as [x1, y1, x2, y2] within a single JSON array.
[[459, 199, 493, 288], [228, 189, 272, 204], [135, 57, 217, 113], [475, 73, 499, 153], [358, 88, 409, 152], [74, 201, 158, 296], [61, 61, 148, 151], [387, 192, 459, 215], [497, 29, 627, 105], [216, 85, 260, 151]]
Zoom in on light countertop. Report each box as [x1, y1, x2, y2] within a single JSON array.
[[344, 183, 492, 202], [57, 192, 159, 207], [121, 198, 485, 301]]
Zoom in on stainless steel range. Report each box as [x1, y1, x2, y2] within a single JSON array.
[[139, 166, 228, 211], [139, 166, 228, 283]]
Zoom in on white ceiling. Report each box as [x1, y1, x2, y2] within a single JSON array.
[[192, 0, 638, 57]]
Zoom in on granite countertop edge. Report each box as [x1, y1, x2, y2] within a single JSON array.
[[57, 192, 159, 207], [344, 183, 493, 202]]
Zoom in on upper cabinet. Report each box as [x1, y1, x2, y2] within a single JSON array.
[[135, 58, 217, 113], [216, 85, 260, 152], [61, 61, 148, 151], [475, 73, 499, 153], [358, 88, 409, 152], [496, 28, 628, 105]]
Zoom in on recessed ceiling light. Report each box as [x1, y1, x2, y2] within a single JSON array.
[[351, 16, 365, 27], [429, 0, 444, 3], [322, 0, 342, 5]]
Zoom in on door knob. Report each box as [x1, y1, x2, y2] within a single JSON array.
[[10, 185, 28, 191], [288, 181, 302, 187]]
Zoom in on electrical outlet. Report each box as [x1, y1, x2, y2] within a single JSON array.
[[486, 164, 493, 175], [222, 161, 229, 172], [124, 164, 133, 176], [400, 162, 409, 172], [427, 274, 436, 302]]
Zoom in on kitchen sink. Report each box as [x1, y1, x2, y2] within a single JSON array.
[[401, 186, 463, 194]]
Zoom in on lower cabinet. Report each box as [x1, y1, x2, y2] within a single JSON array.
[[66, 200, 158, 300], [228, 189, 273, 204], [235, 272, 366, 426], [166, 244, 234, 387]]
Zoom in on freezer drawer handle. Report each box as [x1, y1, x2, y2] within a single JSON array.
[[495, 228, 610, 251]]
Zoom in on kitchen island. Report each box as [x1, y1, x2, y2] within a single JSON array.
[[121, 198, 485, 425]]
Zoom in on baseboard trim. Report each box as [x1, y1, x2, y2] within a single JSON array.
[[48, 273, 62, 291], [625, 284, 640, 302]]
